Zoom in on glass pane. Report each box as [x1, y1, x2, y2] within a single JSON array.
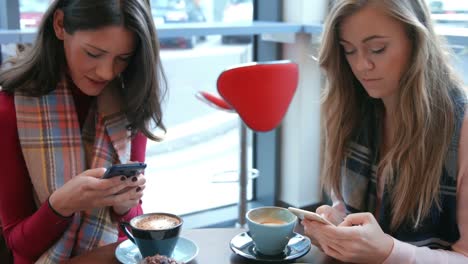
[[427, 1, 468, 87], [19, 0, 49, 29], [150, 0, 254, 49], [144, 0, 255, 215], [144, 41, 255, 215]]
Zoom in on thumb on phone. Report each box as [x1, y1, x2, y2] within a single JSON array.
[[316, 205, 345, 226], [83, 168, 107, 178]]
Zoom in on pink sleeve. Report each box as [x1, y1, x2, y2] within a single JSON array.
[[0, 93, 72, 261], [383, 111, 468, 264], [114, 132, 147, 241], [383, 238, 468, 264], [131, 132, 147, 163]]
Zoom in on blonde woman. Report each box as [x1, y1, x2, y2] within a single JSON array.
[[301, 0, 468, 263], [0, 0, 166, 263]]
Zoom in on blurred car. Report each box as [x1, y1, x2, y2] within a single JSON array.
[[429, 0, 468, 13], [221, 0, 253, 44], [428, 0, 468, 27], [19, 0, 49, 29], [152, 0, 206, 49]]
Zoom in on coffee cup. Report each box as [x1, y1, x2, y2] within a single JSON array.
[[120, 212, 183, 258], [246, 206, 297, 255]]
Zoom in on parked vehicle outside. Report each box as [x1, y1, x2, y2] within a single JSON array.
[[19, 0, 49, 29], [151, 0, 206, 49], [428, 0, 468, 27], [429, 0, 468, 13]]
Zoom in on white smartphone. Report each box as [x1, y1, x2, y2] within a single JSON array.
[[288, 207, 335, 226]]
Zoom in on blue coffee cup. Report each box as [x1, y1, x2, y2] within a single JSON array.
[[120, 212, 183, 258], [246, 206, 297, 255]]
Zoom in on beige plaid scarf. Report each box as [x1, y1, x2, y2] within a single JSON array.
[[15, 80, 131, 263]]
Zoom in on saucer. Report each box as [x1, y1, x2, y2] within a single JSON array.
[[115, 237, 199, 264], [230, 232, 311, 262]]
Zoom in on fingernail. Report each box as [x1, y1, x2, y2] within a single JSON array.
[[132, 177, 137, 182], [120, 176, 126, 181], [136, 187, 141, 192]]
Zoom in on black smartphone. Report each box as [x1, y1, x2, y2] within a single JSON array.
[[102, 163, 147, 179]]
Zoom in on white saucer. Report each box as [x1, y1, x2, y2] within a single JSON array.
[[115, 237, 198, 263], [230, 232, 311, 262]]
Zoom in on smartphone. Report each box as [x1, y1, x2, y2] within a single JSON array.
[[102, 163, 147, 179], [288, 207, 335, 226]]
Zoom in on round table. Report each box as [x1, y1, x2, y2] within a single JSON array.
[[64, 228, 341, 264]]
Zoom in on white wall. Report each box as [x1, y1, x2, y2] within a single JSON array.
[[279, 0, 328, 207]]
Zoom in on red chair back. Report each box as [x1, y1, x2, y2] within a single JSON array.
[[217, 60, 299, 132]]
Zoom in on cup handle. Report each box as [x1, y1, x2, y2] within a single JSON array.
[[119, 222, 136, 244]]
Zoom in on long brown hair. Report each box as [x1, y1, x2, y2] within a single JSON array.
[[320, 0, 465, 230], [0, 0, 166, 141]]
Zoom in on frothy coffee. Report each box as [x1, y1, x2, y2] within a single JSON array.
[[135, 215, 180, 230], [256, 217, 288, 225]]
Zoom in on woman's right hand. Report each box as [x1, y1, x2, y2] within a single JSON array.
[[48, 168, 140, 217]]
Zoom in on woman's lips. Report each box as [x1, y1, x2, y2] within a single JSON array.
[[87, 77, 108, 86], [362, 78, 382, 82]]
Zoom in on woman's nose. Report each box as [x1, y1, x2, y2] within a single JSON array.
[[96, 59, 115, 81], [354, 52, 374, 73]]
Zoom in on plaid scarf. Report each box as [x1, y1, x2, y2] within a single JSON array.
[[14, 80, 131, 263], [341, 94, 465, 248]]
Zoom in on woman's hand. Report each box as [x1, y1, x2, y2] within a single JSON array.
[[302, 212, 394, 263], [302, 205, 345, 250], [112, 173, 146, 215], [316, 205, 346, 226], [49, 168, 145, 216]]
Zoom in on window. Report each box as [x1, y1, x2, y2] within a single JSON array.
[[427, 0, 468, 87], [144, 0, 256, 216], [19, 0, 49, 29]]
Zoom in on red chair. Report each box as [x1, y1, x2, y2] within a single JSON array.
[[196, 60, 299, 226]]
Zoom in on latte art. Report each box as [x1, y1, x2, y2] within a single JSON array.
[[135, 215, 180, 230]]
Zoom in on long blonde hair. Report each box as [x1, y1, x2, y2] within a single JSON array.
[[320, 0, 464, 230]]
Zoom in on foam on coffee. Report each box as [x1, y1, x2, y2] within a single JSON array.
[[255, 217, 288, 225], [135, 215, 180, 230]]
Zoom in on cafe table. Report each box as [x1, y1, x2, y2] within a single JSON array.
[[64, 228, 342, 264]]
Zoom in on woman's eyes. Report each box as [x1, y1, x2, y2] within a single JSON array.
[[85, 50, 131, 63], [85, 51, 100, 58], [371, 46, 386, 54], [118, 56, 131, 62], [343, 49, 356, 55], [342, 46, 386, 55]]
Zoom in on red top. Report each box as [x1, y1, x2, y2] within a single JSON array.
[[0, 90, 146, 264]]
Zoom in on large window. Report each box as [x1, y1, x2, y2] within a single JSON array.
[[145, 0, 256, 215]]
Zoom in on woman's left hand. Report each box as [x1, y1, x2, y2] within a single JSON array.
[[303, 212, 394, 263], [111, 173, 146, 215]]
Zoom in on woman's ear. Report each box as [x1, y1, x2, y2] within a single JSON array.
[[53, 9, 65, 40]]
